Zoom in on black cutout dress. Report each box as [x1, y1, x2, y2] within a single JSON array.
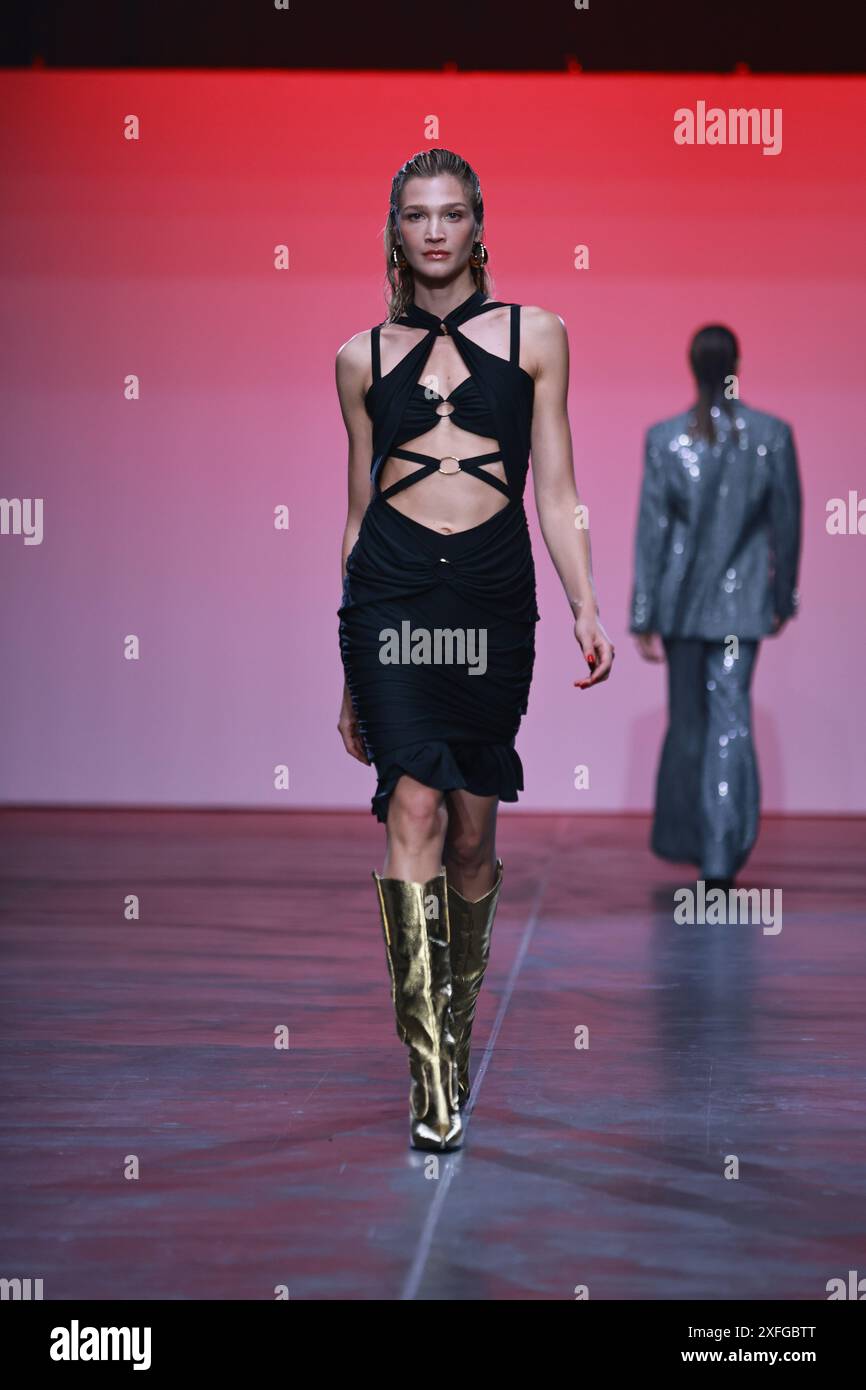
[[338, 288, 540, 823]]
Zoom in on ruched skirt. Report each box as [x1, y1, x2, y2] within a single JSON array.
[[338, 493, 540, 824]]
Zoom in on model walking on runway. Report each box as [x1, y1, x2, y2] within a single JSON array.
[[336, 149, 614, 1151], [630, 324, 802, 887]]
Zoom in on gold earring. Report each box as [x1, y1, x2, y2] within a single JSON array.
[[469, 240, 488, 267], [391, 246, 408, 269]]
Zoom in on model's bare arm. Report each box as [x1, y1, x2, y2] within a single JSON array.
[[336, 332, 375, 581], [528, 308, 614, 688], [335, 332, 374, 762]]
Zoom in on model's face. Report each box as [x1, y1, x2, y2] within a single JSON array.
[[395, 175, 480, 280]]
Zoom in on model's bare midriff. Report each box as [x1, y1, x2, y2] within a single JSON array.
[[379, 416, 509, 534]]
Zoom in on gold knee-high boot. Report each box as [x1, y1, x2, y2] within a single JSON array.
[[447, 858, 503, 1109], [372, 867, 463, 1151]]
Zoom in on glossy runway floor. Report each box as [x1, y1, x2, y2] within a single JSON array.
[[1, 809, 864, 1301]]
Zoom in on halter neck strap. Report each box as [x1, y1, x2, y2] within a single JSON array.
[[397, 288, 494, 332]]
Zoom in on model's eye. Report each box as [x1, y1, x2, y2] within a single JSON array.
[[403, 211, 463, 221]]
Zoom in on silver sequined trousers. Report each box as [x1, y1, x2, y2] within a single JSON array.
[[653, 639, 760, 879]]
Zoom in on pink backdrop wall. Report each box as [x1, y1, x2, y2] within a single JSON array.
[[2, 72, 864, 813]]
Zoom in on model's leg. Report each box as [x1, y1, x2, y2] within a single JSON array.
[[700, 640, 761, 880], [382, 773, 448, 880], [373, 773, 461, 1150], [652, 639, 706, 865], [442, 789, 502, 1108], [443, 787, 499, 898]]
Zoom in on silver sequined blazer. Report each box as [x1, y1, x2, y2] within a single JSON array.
[[629, 401, 802, 640]]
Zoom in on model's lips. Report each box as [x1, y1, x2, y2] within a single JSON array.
[[423, 250, 450, 257]]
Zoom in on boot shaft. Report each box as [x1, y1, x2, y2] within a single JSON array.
[[372, 867, 462, 1148]]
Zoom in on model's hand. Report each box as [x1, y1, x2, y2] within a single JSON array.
[[634, 631, 665, 663], [574, 612, 615, 688], [337, 686, 370, 764]]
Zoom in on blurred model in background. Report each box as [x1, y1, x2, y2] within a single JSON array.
[[630, 325, 802, 887]]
